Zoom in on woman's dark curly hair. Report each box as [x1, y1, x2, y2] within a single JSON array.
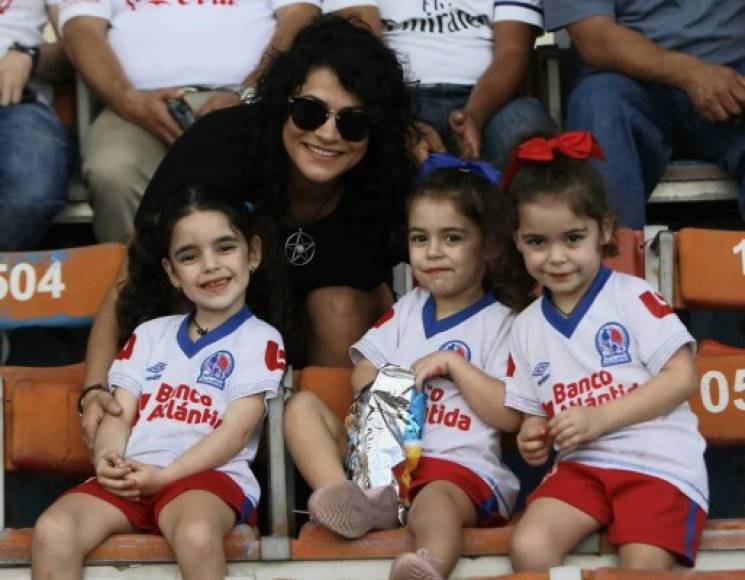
[[116, 187, 286, 346], [407, 168, 536, 312], [250, 14, 417, 222]]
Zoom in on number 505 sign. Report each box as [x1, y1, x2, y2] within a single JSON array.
[[0, 245, 125, 329], [690, 343, 745, 445]]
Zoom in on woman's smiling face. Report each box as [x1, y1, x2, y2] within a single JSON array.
[[282, 66, 370, 188]]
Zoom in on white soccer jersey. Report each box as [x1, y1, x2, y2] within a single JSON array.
[[59, 0, 315, 90], [324, 0, 543, 85], [108, 306, 285, 506], [505, 267, 708, 511], [351, 287, 520, 518]]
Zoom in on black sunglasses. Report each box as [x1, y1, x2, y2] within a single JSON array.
[[287, 96, 372, 142]]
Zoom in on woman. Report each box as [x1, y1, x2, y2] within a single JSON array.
[[80, 15, 418, 446]]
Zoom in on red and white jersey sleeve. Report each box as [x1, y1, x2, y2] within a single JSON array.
[[351, 287, 520, 518], [108, 306, 285, 506], [505, 267, 708, 511]]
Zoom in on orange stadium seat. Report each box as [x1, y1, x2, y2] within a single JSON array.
[[603, 228, 644, 278]]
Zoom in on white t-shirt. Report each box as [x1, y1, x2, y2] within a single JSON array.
[[1, 0, 59, 103], [59, 0, 318, 90], [324, 0, 543, 84], [351, 287, 520, 518], [108, 306, 285, 506], [505, 267, 708, 511]]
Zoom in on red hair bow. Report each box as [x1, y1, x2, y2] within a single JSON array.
[[501, 131, 606, 191]]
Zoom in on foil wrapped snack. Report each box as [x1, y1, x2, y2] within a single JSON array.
[[345, 365, 426, 500]]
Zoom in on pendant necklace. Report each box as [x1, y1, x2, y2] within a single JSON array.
[[284, 190, 337, 267], [192, 315, 210, 337]]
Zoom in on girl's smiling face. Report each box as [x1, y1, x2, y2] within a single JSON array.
[[514, 194, 612, 314]]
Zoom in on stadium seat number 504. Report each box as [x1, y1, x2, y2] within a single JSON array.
[[0, 261, 65, 301]]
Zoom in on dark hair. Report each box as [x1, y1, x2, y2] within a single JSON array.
[[116, 188, 286, 346], [252, 14, 417, 222], [407, 168, 535, 311], [505, 152, 618, 257]]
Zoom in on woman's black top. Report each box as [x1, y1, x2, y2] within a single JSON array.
[[136, 104, 405, 295]]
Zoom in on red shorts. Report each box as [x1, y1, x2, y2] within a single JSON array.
[[65, 470, 256, 533], [528, 461, 706, 566], [393, 456, 507, 527]]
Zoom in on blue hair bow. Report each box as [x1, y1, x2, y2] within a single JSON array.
[[417, 152, 501, 185]]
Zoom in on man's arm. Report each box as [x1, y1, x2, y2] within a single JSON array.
[[450, 20, 538, 159], [569, 15, 745, 122], [197, 3, 320, 116], [63, 16, 183, 142]]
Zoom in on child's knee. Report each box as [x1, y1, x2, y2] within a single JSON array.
[[173, 519, 224, 558], [284, 391, 322, 433], [510, 523, 553, 566], [33, 509, 77, 553]]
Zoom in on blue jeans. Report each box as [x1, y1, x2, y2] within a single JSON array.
[[567, 71, 745, 229], [0, 102, 71, 251], [411, 84, 557, 167]]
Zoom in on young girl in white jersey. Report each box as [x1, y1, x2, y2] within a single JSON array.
[[502, 131, 708, 570], [284, 153, 533, 580], [32, 188, 286, 580]]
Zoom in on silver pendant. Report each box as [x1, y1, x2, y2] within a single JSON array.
[[284, 228, 316, 266]]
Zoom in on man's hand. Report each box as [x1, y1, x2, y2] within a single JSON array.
[[679, 61, 745, 123], [517, 418, 550, 466], [0, 51, 33, 106], [125, 460, 170, 496], [195, 91, 241, 117], [449, 109, 482, 159], [116, 87, 186, 143], [82, 390, 123, 450], [409, 121, 446, 165], [548, 406, 605, 451], [95, 450, 138, 499]]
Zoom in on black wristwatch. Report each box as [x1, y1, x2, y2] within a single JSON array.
[[9, 42, 40, 73]]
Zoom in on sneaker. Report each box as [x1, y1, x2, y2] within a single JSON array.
[[389, 548, 444, 580], [308, 481, 399, 539]]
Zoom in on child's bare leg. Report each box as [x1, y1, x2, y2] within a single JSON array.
[[284, 391, 347, 489], [32, 494, 135, 580], [408, 481, 477, 576], [510, 497, 602, 571], [618, 543, 676, 570], [157, 490, 237, 580]]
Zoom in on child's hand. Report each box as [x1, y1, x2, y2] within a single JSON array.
[[411, 351, 460, 390], [548, 406, 603, 450], [95, 450, 139, 499], [125, 460, 170, 496], [517, 418, 550, 466]]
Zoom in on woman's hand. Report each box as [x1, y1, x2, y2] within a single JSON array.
[[517, 416, 550, 466], [82, 389, 123, 450], [95, 450, 138, 499], [409, 121, 446, 165]]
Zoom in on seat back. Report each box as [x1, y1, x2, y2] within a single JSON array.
[[295, 366, 354, 422], [0, 243, 125, 330], [674, 228, 745, 309], [689, 340, 745, 446], [603, 228, 644, 278]]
